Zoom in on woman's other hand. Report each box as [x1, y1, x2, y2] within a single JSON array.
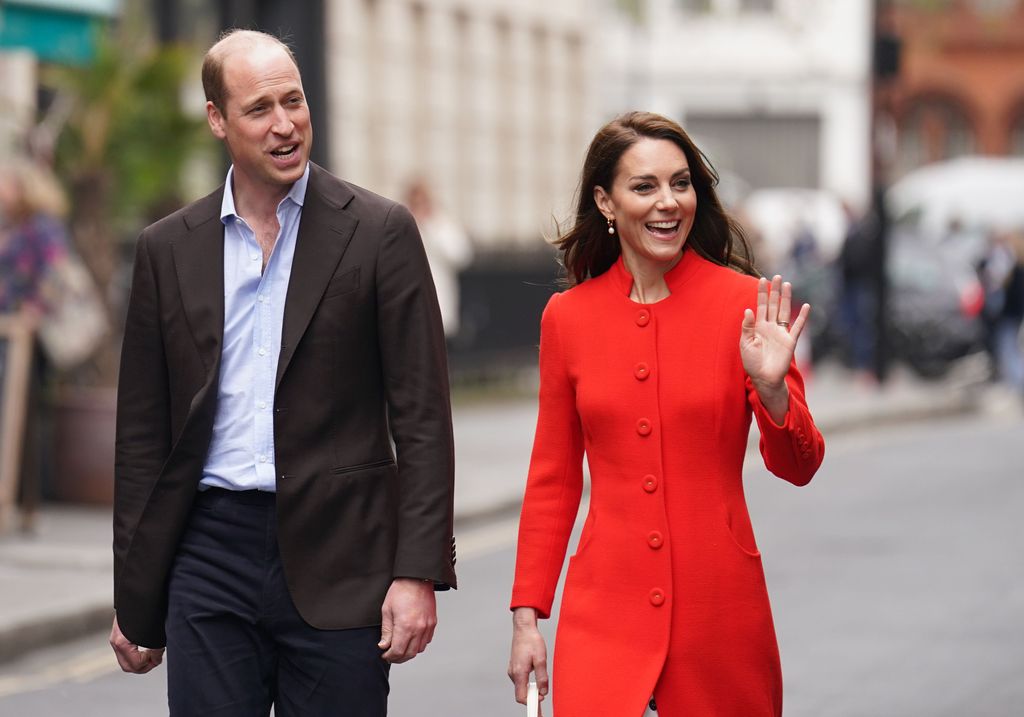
[[509, 607, 549, 712], [741, 275, 810, 423]]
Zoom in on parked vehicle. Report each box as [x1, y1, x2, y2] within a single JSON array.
[[795, 227, 985, 379]]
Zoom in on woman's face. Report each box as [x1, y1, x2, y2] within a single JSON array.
[[594, 137, 697, 273]]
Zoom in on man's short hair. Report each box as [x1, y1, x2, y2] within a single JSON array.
[[202, 29, 299, 114]]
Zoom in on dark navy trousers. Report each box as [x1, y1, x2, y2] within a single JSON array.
[[166, 488, 390, 716]]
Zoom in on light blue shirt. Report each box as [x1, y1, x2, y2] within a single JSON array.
[[200, 164, 310, 492]]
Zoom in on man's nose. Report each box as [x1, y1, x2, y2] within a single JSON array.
[[271, 105, 294, 135]]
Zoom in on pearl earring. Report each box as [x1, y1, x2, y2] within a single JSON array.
[[607, 218, 615, 235]]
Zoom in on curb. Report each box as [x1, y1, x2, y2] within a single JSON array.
[[0, 604, 113, 665], [0, 380, 985, 666]]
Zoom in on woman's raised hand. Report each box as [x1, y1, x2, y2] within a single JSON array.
[[740, 275, 810, 422]]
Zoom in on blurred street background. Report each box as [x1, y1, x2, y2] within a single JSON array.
[[2, 0, 1024, 715]]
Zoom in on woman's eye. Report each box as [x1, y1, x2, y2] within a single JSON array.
[[633, 183, 652, 192], [675, 179, 691, 190]]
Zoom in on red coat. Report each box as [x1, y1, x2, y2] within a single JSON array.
[[511, 250, 824, 715]]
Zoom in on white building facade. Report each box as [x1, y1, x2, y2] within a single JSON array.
[[600, 0, 873, 209], [326, 0, 598, 247]]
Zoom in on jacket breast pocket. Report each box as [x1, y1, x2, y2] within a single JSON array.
[[323, 267, 360, 299]]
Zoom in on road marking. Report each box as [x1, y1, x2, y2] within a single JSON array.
[[0, 517, 525, 699], [0, 647, 118, 698], [457, 516, 520, 561]]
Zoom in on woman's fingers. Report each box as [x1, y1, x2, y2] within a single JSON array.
[[755, 277, 769, 323], [789, 303, 811, 342], [777, 281, 793, 327]]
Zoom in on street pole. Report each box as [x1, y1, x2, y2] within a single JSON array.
[[870, 0, 901, 383]]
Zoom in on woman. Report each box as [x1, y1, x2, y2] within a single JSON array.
[[0, 158, 72, 523], [508, 112, 825, 716]]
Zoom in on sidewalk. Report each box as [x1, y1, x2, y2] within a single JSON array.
[[0, 359, 1001, 664]]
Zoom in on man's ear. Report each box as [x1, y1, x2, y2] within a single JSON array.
[[593, 185, 614, 222], [207, 101, 227, 140]]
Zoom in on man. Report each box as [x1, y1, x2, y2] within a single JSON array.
[[109, 30, 456, 716]]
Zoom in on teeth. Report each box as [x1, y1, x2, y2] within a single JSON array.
[[272, 146, 296, 156], [647, 221, 678, 229]]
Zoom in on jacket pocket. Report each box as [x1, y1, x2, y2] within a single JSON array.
[[323, 267, 360, 299], [722, 507, 761, 558], [330, 457, 395, 475]]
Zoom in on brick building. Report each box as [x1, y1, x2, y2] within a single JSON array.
[[891, 0, 1024, 177]]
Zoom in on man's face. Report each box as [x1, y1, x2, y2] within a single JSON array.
[[206, 43, 312, 196]]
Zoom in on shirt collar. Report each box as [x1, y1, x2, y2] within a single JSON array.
[[220, 163, 311, 224]]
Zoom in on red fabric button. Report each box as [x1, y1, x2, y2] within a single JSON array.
[[636, 418, 652, 436], [635, 310, 650, 327], [642, 474, 658, 493], [634, 363, 650, 380], [649, 588, 665, 606], [647, 531, 663, 549]]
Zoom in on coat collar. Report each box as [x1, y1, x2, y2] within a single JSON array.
[[169, 162, 359, 387], [276, 162, 358, 388]]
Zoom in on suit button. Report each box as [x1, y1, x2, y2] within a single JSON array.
[[647, 531, 663, 549], [649, 588, 665, 606], [636, 418, 652, 436], [642, 474, 658, 493], [634, 362, 650, 380], [635, 310, 650, 327]]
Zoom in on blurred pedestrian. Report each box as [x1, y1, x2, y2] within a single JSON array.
[[109, 30, 456, 716], [405, 177, 473, 340], [507, 111, 825, 716], [984, 231, 1024, 396], [0, 157, 73, 526], [838, 201, 878, 384]]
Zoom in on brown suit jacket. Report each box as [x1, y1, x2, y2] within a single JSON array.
[[113, 163, 457, 648]]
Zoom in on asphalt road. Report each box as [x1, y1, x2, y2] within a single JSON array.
[[1, 410, 1021, 716]]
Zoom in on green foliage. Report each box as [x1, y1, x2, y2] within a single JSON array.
[[46, 28, 213, 238]]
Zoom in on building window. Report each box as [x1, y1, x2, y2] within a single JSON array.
[[896, 98, 976, 176], [1010, 111, 1024, 156]]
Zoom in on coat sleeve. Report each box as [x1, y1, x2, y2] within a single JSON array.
[[113, 232, 172, 611], [375, 202, 457, 589], [746, 360, 824, 486], [510, 293, 585, 618]]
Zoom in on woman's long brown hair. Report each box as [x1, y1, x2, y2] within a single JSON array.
[[556, 111, 757, 285]]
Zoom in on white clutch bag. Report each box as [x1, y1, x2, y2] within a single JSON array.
[[527, 680, 539, 717]]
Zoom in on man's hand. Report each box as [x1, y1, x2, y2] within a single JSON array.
[[109, 616, 164, 674], [378, 578, 437, 664]]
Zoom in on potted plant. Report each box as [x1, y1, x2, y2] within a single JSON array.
[[38, 23, 213, 503]]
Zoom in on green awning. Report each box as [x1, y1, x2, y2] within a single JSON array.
[[0, 0, 120, 64]]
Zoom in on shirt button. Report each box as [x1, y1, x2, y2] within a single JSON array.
[[258, 295, 266, 304], [647, 531, 663, 549], [251, 255, 260, 262], [634, 363, 650, 381], [642, 474, 658, 493], [635, 310, 650, 327], [258, 401, 267, 410], [259, 454, 268, 463], [649, 588, 665, 606], [258, 347, 267, 356], [636, 418, 652, 436]]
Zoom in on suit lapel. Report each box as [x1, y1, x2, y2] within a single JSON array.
[[276, 164, 358, 389], [170, 189, 225, 374]]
